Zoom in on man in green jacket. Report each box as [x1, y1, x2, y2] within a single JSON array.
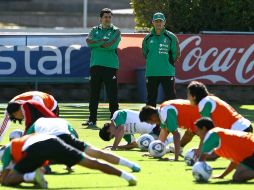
[[142, 12, 180, 107], [84, 8, 121, 127]]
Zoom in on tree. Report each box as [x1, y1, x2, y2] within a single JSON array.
[[130, 0, 254, 33]]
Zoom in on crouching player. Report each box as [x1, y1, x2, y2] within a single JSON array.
[[99, 109, 173, 150], [0, 134, 138, 188], [196, 117, 254, 182], [139, 99, 201, 161]]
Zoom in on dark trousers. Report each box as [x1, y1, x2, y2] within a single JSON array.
[[89, 66, 119, 122], [146, 76, 176, 107]]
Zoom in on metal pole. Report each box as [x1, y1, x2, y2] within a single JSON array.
[[83, 0, 88, 28]]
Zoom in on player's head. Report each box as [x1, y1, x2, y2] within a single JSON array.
[[7, 101, 24, 124], [187, 81, 209, 105], [100, 8, 112, 27], [152, 12, 166, 31], [139, 106, 160, 125], [9, 129, 23, 141], [99, 123, 114, 141], [194, 117, 215, 138]]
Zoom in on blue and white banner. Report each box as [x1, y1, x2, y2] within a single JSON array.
[[0, 34, 90, 78]]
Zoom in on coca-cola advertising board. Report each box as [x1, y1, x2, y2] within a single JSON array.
[[118, 34, 254, 85]]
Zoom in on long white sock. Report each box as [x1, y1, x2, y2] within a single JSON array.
[[121, 171, 134, 181], [23, 172, 36, 182], [119, 158, 135, 168]]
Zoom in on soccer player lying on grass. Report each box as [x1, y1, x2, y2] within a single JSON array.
[[0, 91, 59, 142], [23, 117, 140, 172], [99, 109, 173, 150], [187, 81, 253, 160], [195, 117, 254, 182], [139, 99, 201, 161], [6, 100, 57, 133], [0, 134, 138, 188]]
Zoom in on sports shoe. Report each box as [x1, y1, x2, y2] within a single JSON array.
[[128, 177, 137, 186], [34, 169, 48, 189], [82, 120, 96, 127], [131, 164, 141, 172]]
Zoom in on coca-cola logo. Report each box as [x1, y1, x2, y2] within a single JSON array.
[[176, 35, 254, 84]]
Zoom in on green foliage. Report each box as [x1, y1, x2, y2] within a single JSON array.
[[131, 0, 254, 33]]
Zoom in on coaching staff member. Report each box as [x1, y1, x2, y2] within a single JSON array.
[[142, 12, 180, 107], [84, 8, 121, 127]]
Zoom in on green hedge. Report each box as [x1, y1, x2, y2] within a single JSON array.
[[130, 0, 254, 33]]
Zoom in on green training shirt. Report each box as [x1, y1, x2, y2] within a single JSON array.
[[86, 24, 121, 69], [142, 28, 180, 77]]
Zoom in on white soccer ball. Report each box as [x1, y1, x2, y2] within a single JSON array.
[[192, 161, 213, 182], [184, 149, 196, 166], [148, 140, 166, 158], [9, 129, 23, 141], [137, 134, 155, 150]]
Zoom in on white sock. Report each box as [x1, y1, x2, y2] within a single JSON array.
[[121, 171, 134, 181], [119, 158, 135, 168], [164, 136, 174, 145], [23, 172, 36, 182]]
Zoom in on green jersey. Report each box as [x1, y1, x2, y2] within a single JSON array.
[[142, 28, 180, 77], [86, 24, 121, 69]]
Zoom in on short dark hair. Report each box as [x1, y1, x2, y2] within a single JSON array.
[[100, 8, 112, 18], [99, 123, 111, 141], [7, 102, 21, 115], [187, 81, 209, 104], [195, 117, 215, 131], [6, 102, 22, 124], [139, 106, 157, 122]]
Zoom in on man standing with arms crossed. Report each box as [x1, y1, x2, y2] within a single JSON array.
[[142, 12, 180, 107], [84, 8, 121, 127]]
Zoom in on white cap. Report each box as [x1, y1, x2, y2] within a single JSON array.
[[9, 129, 23, 141]]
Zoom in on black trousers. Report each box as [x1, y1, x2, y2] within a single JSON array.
[[89, 66, 119, 122], [146, 76, 176, 107]]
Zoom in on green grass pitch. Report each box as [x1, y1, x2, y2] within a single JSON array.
[[0, 103, 254, 190]]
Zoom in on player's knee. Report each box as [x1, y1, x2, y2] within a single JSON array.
[[232, 172, 244, 182]]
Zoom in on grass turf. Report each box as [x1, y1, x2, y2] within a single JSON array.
[[0, 103, 254, 190]]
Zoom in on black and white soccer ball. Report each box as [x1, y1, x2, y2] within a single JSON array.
[[192, 161, 213, 182], [148, 140, 166, 158], [184, 148, 196, 166], [137, 134, 154, 150]]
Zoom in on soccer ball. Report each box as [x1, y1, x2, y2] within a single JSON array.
[[192, 161, 213, 182], [148, 140, 166, 158], [137, 134, 155, 150], [9, 129, 23, 141], [184, 149, 196, 166]]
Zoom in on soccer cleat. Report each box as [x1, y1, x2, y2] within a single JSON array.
[[131, 164, 141, 172], [82, 121, 96, 127], [34, 169, 48, 189], [128, 178, 137, 186]]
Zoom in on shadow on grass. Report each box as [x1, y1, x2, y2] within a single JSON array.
[[208, 180, 254, 185], [12, 185, 127, 190], [49, 185, 127, 190]]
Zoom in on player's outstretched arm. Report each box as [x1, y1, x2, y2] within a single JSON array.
[[172, 130, 181, 161], [112, 126, 125, 150], [212, 161, 237, 179]]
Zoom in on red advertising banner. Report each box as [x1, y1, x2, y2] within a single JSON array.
[[118, 34, 254, 85]]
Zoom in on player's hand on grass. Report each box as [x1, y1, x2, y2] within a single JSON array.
[[212, 174, 224, 179], [142, 153, 151, 157], [193, 148, 200, 161]]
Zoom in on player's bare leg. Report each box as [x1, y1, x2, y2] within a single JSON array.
[[78, 156, 137, 186], [233, 164, 254, 182], [1, 169, 47, 188], [85, 146, 140, 172]]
